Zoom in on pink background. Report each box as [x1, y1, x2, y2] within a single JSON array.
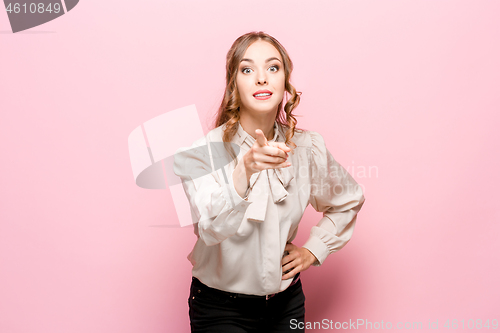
[[1, 0, 499, 332]]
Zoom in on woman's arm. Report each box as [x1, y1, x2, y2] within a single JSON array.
[[173, 141, 253, 246], [173, 130, 291, 246], [301, 131, 366, 266], [232, 159, 252, 199]]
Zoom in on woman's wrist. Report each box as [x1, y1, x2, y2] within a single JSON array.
[[302, 247, 319, 266], [241, 153, 254, 184], [233, 160, 252, 200]]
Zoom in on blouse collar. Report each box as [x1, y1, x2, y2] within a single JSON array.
[[233, 120, 281, 148]]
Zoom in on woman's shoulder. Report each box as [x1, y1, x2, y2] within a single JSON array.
[[288, 126, 323, 149], [207, 123, 227, 142]]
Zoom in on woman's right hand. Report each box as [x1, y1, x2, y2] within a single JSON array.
[[243, 129, 292, 176]]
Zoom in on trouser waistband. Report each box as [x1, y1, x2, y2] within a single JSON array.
[[191, 273, 300, 301]]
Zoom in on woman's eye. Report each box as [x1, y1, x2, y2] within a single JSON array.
[[269, 65, 280, 72], [241, 65, 279, 74]]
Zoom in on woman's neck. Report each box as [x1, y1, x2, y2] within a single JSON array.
[[239, 112, 276, 141]]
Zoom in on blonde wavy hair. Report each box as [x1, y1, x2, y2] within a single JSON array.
[[211, 31, 303, 166]]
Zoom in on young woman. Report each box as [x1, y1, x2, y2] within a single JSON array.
[[174, 31, 365, 333]]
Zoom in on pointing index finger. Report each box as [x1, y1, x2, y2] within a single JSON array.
[[255, 129, 268, 147]]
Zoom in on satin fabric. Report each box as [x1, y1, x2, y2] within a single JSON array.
[[173, 120, 365, 295]]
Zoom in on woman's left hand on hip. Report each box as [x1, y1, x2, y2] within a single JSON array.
[[281, 243, 318, 280]]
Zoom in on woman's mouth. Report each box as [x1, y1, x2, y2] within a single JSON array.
[[253, 91, 272, 100]]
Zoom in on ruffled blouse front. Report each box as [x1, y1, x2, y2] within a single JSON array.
[[173, 120, 365, 295]]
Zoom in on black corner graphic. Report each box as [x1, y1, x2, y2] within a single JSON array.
[[3, 0, 79, 33], [64, 0, 77, 11]]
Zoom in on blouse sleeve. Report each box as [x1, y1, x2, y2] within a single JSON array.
[[302, 131, 366, 266], [173, 141, 253, 246]]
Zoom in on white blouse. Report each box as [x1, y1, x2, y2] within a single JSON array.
[[173, 120, 365, 296]]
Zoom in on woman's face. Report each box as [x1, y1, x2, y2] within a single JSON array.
[[236, 40, 285, 118]]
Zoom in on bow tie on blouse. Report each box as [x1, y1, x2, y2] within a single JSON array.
[[245, 164, 295, 223], [235, 120, 294, 223]]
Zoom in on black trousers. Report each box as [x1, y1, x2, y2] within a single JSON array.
[[188, 274, 305, 333]]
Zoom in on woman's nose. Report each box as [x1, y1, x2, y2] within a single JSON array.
[[257, 70, 268, 85]]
